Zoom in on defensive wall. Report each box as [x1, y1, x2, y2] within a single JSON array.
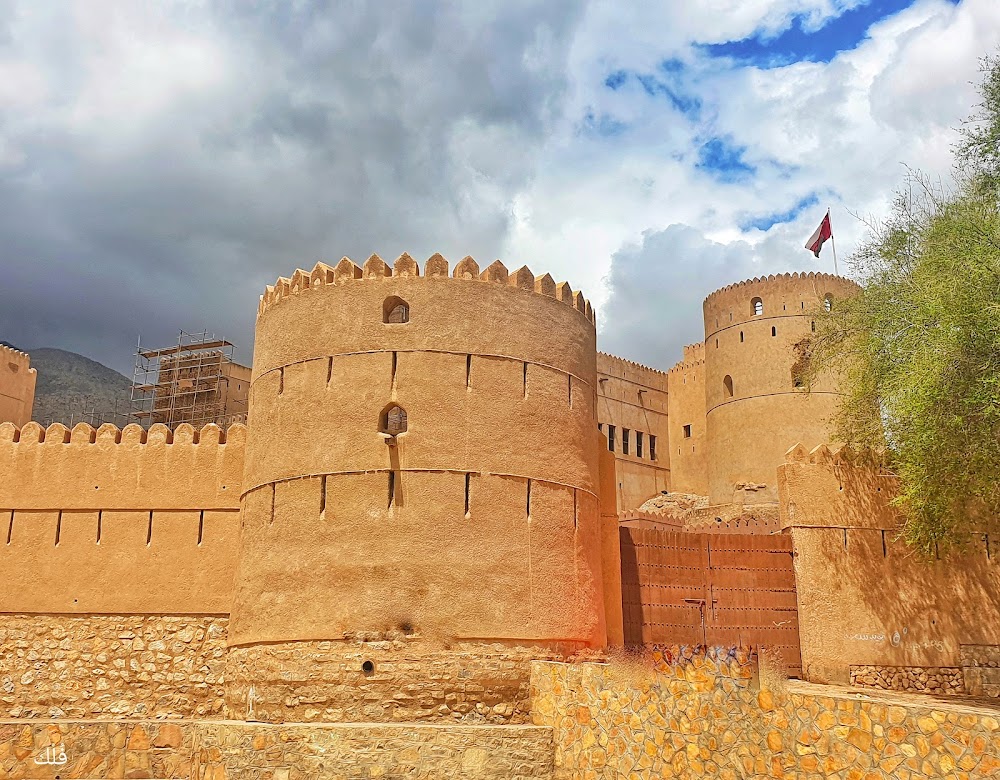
[[779, 444, 1000, 697], [0, 345, 36, 428], [596, 352, 670, 510], [0, 421, 242, 615], [703, 272, 860, 506]]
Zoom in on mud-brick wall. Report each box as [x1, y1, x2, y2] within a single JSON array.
[[0, 615, 227, 719], [531, 648, 1000, 780]]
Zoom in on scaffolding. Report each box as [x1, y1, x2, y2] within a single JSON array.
[[130, 330, 250, 429]]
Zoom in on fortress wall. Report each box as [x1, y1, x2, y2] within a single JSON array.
[[703, 272, 860, 504], [596, 352, 669, 510], [779, 447, 1000, 693], [0, 346, 36, 427], [665, 343, 708, 496], [0, 614, 227, 720], [0, 422, 243, 614]]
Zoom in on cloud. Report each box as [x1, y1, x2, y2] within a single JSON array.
[[2, 0, 999, 385], [0, 1, 586, 373]]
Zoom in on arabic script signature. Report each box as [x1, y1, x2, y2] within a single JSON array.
[[33, 745, 67, 765]]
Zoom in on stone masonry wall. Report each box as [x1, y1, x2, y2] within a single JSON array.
[[850, 665, 966, 696], [0, 719, 556, 780], [0, 615, 227, 719], [225, 638, 570, 724], [531, 647, 1000, 780]]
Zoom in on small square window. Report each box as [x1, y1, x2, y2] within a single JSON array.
[[683, 424, 692, 439]]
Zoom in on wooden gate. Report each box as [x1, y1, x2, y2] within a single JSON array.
[[620, 527, 801, 675]]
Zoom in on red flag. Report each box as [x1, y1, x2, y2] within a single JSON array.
[[805, 211, 833, 257]]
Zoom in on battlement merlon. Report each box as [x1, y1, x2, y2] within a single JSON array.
[[257, 253, 595, 325], [0, 343, 35, 372], [597, 352, 669, 393]]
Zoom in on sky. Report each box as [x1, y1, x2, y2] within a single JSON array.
[[0, 0, 997, 375]]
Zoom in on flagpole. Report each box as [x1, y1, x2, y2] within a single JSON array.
[[828, 208, 839, 275]]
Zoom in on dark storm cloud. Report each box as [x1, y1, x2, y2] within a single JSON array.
[[0, 1, 585, 373], [598, 224, 793, 368]]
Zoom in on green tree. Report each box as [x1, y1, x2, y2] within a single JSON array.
[[812, 60, 1000, 553]]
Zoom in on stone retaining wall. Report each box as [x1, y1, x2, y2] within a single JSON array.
[[850, 665, 966, 696], [0, 719, 555, 779], [530, 647, 1000, 779], [0, 615, 227, 719], [225, 638, 571, 724]]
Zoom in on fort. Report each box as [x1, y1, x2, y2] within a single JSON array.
[[0, 253, 997, 779]]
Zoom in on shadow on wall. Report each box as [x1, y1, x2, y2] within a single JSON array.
[[780, 445, 1000, 688]]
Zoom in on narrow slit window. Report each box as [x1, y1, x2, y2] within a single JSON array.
[[278, 367, 284, 395], [567, 375, 573, 407], [464, 473, 471, 517], [526, 479, 532, 518], [622, 429, 630, 455], [6, 511, 12, 545], [608, 425, 616, 452], [320, 475, 327, 516], [649, 435, 657, 461], [380, 404, 408, 435], [771, 326, 776, 337], [523, 362, 528, 397], [146, 511, 153, 546], [739, 331, 744, 343], [55, 511, 62, 546], [811, 320, 816, 332], [466, 354, 472, 387], [326, 356, 333, 384], [198, 510, 205, 545], [388, 472, 395, 508], [636, 431, 644, 458], [391, 351, 397, 387], [96, 511, 103, 544]]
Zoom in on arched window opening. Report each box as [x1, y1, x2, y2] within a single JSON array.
[[379, 404, 408, 435], [771, 326, 776, 337], [751, 297, 763, 316], [824, 294, 833, 312], [723, 375, 734, 398], [383, 296, 410, 323]]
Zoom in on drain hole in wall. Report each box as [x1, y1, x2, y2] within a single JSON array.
[[362, 660, 375, 676]]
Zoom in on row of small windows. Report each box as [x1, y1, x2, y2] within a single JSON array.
[[718, 294, 834, 326], [598, 423, 656, 460]]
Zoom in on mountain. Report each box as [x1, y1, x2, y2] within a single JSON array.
[[26, 348, 133, 427]]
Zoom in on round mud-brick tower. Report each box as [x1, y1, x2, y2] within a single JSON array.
[[226, 252, 605, 724], [703, 272, 860, 506]]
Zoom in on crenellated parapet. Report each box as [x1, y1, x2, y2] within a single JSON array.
[[703, 271, 859, 306], [0, 343, 33, 369], [667, 342, 705, 374], [257, 253, 594, 325], [777, 442, 899, 530], [0, 421, 246, 511]]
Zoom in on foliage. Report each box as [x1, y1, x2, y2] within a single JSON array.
[[811, 168, 1000, 552]]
